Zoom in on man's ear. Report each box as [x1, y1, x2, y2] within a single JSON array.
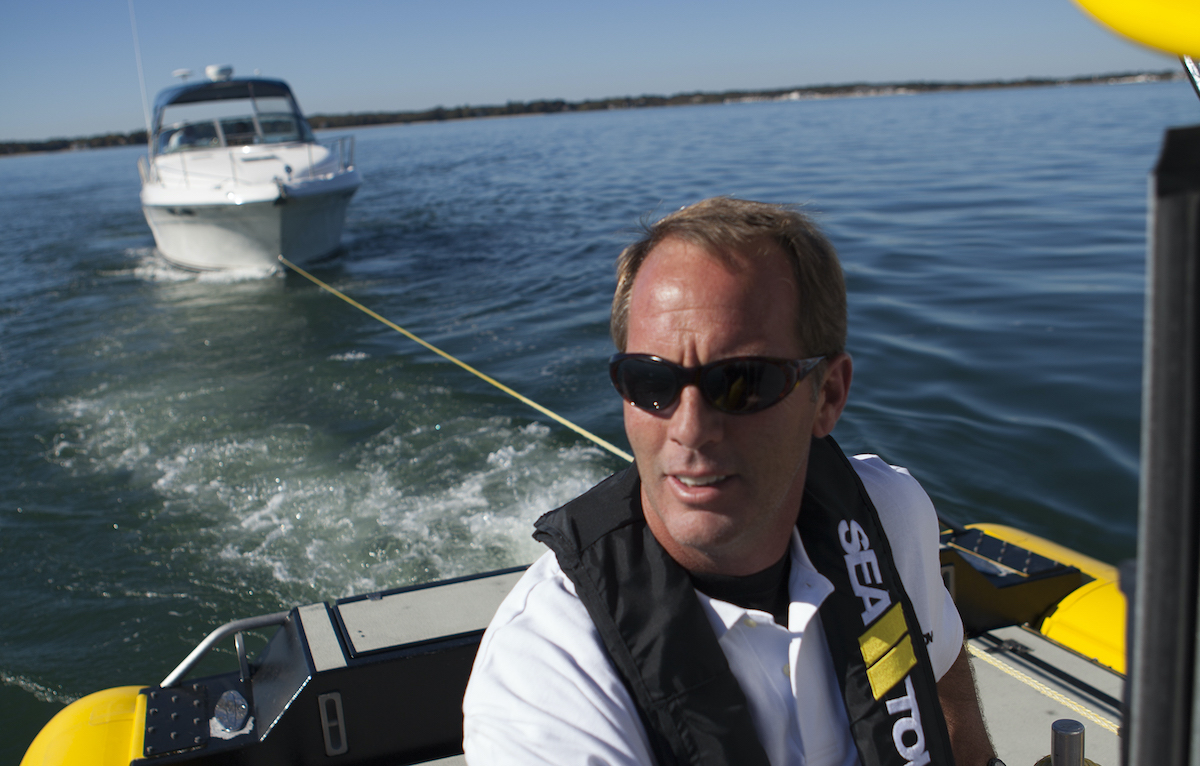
[[812, 353, 852, 438]]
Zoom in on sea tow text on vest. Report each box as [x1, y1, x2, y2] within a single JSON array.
[[885, 677, 931, 766], [839, 520, 892, 624], [839, 520, 931, 766]]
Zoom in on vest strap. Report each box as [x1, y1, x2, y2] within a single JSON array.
[[800, 436, 955, 766], [534, 468, 770, 766]]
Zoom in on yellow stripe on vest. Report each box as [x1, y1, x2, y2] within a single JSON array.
[[866, 635, 917, 699], [859, 603, 917, 699], [859, 602, 908, 665]]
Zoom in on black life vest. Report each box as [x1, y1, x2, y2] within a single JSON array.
[[532, 435, 954, 766]]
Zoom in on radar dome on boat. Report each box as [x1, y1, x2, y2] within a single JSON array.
[[171, 68, 193, 82], [205, 64, 234, 82]]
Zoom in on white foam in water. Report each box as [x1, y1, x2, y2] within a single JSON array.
[[329, 351, 370, 361], [193, 265, 283, 283], [210, 432, 609, 598], [125, 249, 282, 283], [48, 384, 616, 603], [0, 671, 78, 705]]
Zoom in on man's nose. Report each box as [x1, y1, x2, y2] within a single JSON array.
[[667, 385, 723, 448]]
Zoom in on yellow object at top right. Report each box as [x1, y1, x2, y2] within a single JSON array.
[[1073, 0, 1200, 57]]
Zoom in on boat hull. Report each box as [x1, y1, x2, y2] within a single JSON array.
[[142, 174, 359, 271]]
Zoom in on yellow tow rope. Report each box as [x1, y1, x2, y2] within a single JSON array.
[[278, 256, 634, 463]]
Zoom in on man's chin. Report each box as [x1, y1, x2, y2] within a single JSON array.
[[653, 508, 748, 556]]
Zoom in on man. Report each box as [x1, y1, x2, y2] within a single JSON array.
[[464, 197, 996, 765]]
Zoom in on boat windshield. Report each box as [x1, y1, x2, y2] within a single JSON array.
[[155, 95, 315, 154]]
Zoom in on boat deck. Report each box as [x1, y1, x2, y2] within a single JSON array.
[[970, 626, 1122, 766]]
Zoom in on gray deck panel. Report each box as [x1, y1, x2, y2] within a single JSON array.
[[297, 602, 347, 672], [971, 626, 1123, 766], [338, 570, 526, 654]]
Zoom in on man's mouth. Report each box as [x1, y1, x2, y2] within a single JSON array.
[[675, 474, 729, 488]]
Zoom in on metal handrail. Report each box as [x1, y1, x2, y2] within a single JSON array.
[[318, 135, 355, 175], [160, 611, 291, 688], [1182, 56, 1200, 102]]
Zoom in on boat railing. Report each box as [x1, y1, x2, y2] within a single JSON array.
[[160, 611, 291, 688], [306, 135, 356, 178], [137, 155, 161, 185]]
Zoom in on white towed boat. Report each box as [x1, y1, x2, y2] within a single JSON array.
[[138, 66, 361, 271]]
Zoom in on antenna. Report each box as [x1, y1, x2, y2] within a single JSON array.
[[127, 0, 152, 142]]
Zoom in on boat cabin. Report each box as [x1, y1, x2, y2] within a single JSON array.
[[151, 79, 316, 156]]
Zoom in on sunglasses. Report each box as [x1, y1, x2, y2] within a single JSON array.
[[609, 353, 825, 415]]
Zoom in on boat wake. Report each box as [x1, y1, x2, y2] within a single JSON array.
[[47, 380, 613, 608], [0, 671, 77, 705], [123, 249, 283, 282]]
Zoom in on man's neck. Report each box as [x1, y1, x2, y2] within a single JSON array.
[[689, 551, 792, 626]]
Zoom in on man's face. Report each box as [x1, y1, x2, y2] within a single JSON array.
[[623, 237, 847, 576]]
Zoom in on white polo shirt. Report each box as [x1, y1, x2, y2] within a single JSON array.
[[463, 455, 963, 765]]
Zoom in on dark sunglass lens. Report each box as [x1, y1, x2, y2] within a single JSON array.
[[702, 360, 789, 413], [617, 357, 681, 410]]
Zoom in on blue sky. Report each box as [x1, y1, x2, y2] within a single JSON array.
[[0, 0, 1174, 142]]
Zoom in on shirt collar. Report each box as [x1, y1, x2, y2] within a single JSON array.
[[696, 529, 835, 638]]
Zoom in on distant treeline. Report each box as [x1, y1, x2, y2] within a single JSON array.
[[2, 70, 1179, 157], [306, 70, 1179, 130], [1, 130, 148, 156]]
